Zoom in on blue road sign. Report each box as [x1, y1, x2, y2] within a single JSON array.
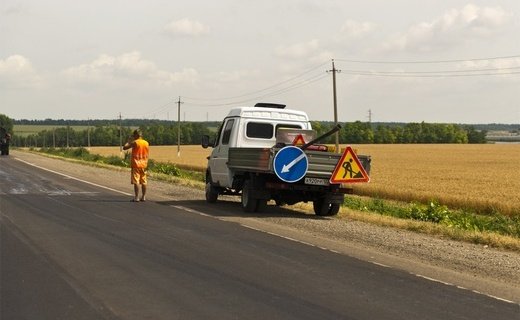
[[273, 146, 308, 183]]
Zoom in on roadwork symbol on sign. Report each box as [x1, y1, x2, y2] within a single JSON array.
[[291, 134, 306, 146], [330, 146, 370, 184]]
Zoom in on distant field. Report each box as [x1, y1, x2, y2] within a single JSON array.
[[14, 125, 89, 137], [89, 144, 520, 216]]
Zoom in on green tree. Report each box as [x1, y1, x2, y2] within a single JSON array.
[[402, 123, 422, 143], [374, 125, 396, 143], [465, 126, 487, 143], [420, 122, 438, 143], [0, 114, 14, 134], [310, 121, 335, 143], [342, 121, 374, 144]]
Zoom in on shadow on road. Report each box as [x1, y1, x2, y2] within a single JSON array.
[[156, 198, 331, 221]]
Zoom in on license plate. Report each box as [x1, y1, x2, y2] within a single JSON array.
[[305, 177, 329, 186]]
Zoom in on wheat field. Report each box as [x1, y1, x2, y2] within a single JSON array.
[[89, 144, 520, 216]]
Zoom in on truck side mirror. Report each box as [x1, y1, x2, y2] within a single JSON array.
[[201, 135, 213, 148]]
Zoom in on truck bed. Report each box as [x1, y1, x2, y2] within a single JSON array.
[[228, 147, 371, 179]]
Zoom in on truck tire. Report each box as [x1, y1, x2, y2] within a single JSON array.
[[313, 198, 340, 216], [205, 182, 219, 203], [205, 171, 219, 203], [241, 179, 258, 212]]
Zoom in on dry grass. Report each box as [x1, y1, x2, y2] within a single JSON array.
[[89, 144, 520, 216]]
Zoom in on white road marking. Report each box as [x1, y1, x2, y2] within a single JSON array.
[[47, 190, 100, 196], [9, 187, 28, 194], [171, 205, 211, 217], [14, 158, 132, 196], [370, 261, 391, 268]]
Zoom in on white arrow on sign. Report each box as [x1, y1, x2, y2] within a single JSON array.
[[281, 153, 306, 173]]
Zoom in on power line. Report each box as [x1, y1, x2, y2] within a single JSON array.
[[184, 72, 328, 107], [126, 100, 175, 119], [183, 60, 329, 103], [342, 66, 520, 75], [340, 70, 520, 78], [335, 54, 520, 64], [131, 54, 520, 115]]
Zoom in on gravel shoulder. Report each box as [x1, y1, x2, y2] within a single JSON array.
[[10, 150, 520, 304]]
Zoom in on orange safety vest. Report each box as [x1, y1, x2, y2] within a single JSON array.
[[131, 138, 149, 168]]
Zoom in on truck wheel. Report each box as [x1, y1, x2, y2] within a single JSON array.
[[313, 199, 340, 216], [241, 180, 258, 212], [205, 182, 219, 203]]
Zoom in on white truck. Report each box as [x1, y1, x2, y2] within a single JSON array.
[[201, 103, 371, 216]]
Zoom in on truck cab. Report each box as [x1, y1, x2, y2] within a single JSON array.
[[206, 103, 311, 187]]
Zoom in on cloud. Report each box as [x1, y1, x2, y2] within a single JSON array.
[[1, 3, 25, 15], [207, 69, 261, 83], [0, 55, 42, 88], [383, 4, 512, 52], [275, 39, 320, 59], [458, 57, 520, 77], [163, 18, 210, 37], [339, 20, 376, 38], [63, 51, 199, 87]]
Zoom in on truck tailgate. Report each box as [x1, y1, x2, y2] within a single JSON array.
[[228, 147, 273, 172], [306, 150, 341, 178]]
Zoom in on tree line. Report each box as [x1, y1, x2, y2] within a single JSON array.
[[316, 121, 487, 144], [7, 118, 487, 148], [9, 122, 214, 148]]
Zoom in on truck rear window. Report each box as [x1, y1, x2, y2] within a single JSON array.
[[246, 122, 273, 139], [246, 122, 274, 139], [246, 122, 303, 139]]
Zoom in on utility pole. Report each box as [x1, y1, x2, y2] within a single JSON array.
[[328, 59, 341, 153], [368, 109, 372, 123], [177, 96, 183, 156], [87, 118, 91, 150], [66, 124, 70, 148], [119, 112, 123, 153], [53, 128, 56, 148]]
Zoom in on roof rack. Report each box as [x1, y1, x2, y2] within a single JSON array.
[[254, 103, 286, 109]]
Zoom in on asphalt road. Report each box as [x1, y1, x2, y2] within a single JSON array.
[[1, 154, 518, 320]]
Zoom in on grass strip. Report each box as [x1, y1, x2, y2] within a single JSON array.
[[343, 196, 520, 240]]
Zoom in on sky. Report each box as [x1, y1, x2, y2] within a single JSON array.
[[1, 0, 520, 124]]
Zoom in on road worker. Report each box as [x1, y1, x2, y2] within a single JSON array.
[[123, 129, 149, 202]]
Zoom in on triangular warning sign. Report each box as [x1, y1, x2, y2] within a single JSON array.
[[330, 146, 370, 184], [291, 134, 306, 146]]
